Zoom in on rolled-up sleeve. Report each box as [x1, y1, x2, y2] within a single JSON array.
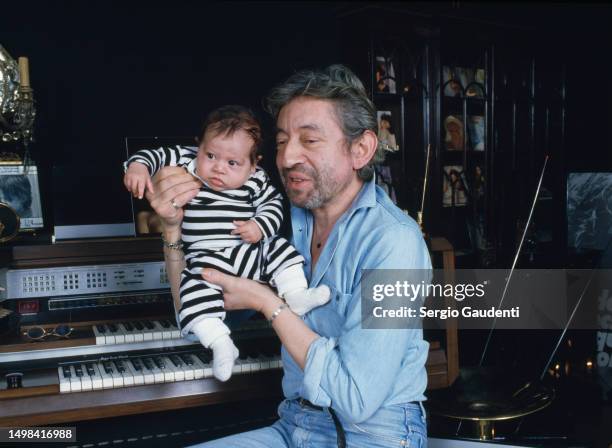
[[300, 223, 431, 423]]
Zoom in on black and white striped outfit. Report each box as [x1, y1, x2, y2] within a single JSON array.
[[126, 146, 304, 334]]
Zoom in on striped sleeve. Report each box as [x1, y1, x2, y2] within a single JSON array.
[[250, 175, 284, 239], [123, 145, 196, 176]]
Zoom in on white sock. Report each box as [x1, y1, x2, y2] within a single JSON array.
[[191, 318, 239, 382], [210, 336, 239, 382], [274, 264, 331, 316]]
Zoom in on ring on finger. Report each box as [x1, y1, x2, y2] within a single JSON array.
[[171, 199, 180, 210]]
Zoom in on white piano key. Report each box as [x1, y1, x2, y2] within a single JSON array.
[[167, 355, 185, 381], [137, 358, 156, 384], [114, 360, 134, 386], [156, 320, 174, 340], [149, 321, 164, 340], [186, 354, 206, 379], [154, 356, 175, 382], [92, 325, 107, 345], [131, 322, 145, 342], [177, 354, 195, 380], [107, 323, 125, 344], [119, 323, 135, 343], [69, 365, 82, 392], [97, 362, 116, 389], [78, 364, 93, 391], [194, 352, 214, 378], [143, 358, 165, 383], [169, 322, 181, 339], [125, 359, 145, 385], [88, 363, 104, 390], [58, 366, 71, 393], [247, 356, 261, 372]]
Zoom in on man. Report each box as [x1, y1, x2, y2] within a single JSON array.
[[148, 65, 430, 447]]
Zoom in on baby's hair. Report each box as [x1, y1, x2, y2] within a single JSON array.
[[199, 105, 262, 164]]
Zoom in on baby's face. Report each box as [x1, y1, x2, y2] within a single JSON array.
[[196, 129, 256, 191]]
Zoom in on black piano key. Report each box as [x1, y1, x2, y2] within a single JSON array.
[[143, 320, 155, 330], [122, 322, 134, 332], [131, 358, 143, 371], [132, 321, 144, 331], [195, 351, 212, 364], [107, 323, 118, 333], [74, 365, 84, 377], [153, 357, 166, 369], [143, 358, 155, 370], [103, 361, 114, 374], [169, 355, 182, 367], [96, 324, 107, 333], [180, 354, 194, 365], [86, 363, 96, 376], [114, 360, 126, 373], [159, 320, 171, 329], [62, 366, 71, 378]]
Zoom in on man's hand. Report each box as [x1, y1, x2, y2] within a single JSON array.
[[202, 269, 277, 313], [231, 220, 263, 243], [124, 162, 154, 199], [145, 166, 202, 230]]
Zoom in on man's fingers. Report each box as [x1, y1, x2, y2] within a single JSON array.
[[146, 177, 155, 195], [202, 268, 231, 289]]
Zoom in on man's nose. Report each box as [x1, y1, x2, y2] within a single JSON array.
[[276, 138, 304, 169]]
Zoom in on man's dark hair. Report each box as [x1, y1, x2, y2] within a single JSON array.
[[199, 105, 262, 164], [265, 64, 384, 181]]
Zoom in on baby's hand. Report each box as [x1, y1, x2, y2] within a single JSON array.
[[231, 220, 263, 243], [124, 162, 154, 199]]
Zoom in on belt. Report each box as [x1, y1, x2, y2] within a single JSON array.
[[297, 398, 346, 448]]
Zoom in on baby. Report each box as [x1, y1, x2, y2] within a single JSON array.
[[124, 106, 330, 381]]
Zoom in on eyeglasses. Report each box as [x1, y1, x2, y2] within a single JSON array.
[[23, 325, 73, 341]]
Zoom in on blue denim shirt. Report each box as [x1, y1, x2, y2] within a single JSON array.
[[281, 177, 432, 424]]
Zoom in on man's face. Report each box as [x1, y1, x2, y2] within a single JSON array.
[[275, 97, 356, 209], [196, 129, 256, 191]]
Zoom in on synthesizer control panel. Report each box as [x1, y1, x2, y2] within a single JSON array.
[[0, 261, 169, 300]]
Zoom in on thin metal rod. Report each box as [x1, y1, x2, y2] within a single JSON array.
[[419, 144, 431, 218], [479, 155, 549, 366]]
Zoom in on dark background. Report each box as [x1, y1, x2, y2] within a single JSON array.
[[1, 1, 611, 238]]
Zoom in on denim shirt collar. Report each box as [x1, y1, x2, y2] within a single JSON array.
[[291, 177, 377, 287]]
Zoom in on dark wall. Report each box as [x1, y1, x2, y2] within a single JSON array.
[[1, 1, 343, 230], [2, 1, 611, 236]]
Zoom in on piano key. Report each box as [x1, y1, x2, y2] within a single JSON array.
[[149, 321, 165, 340], [194, 351, 214, 378], [169, 321, 181, 339], [157, 320, 174, 340], [87, 363, 104, 390], [168, 355, 186, 381], [107, 323, 125, 344], [182, 353, 205, 379], [131, 321, 145, 342], [77, 364, 93, 391], [114, 360, 134, 386], [68, 365, 82, 392], [142, 357, 165, 383], [101, 361, 124, 388], [119, 323, 135, 343], [96, 362, 114, 389], [136, 320, 154, 341], [93, 324, 108, 345], [125, 359, 145, 385], [176, 354, 195, 380], [58, 366, 71, 393], [133, 357, 155, 384], [153, 356, 175, 382]]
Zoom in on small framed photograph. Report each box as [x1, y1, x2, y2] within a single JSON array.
[[377, 110, 400, 153], [0, 165, 44, 230], [374, 55, 397, 94]]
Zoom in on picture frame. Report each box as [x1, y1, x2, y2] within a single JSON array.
[[0, 165, 43, 231]]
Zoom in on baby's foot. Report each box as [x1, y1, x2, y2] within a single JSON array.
[[285, 285, 330, 316], [210, 336, 239, 382]]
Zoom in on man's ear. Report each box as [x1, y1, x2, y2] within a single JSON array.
[[351, 130, 378, 171]]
